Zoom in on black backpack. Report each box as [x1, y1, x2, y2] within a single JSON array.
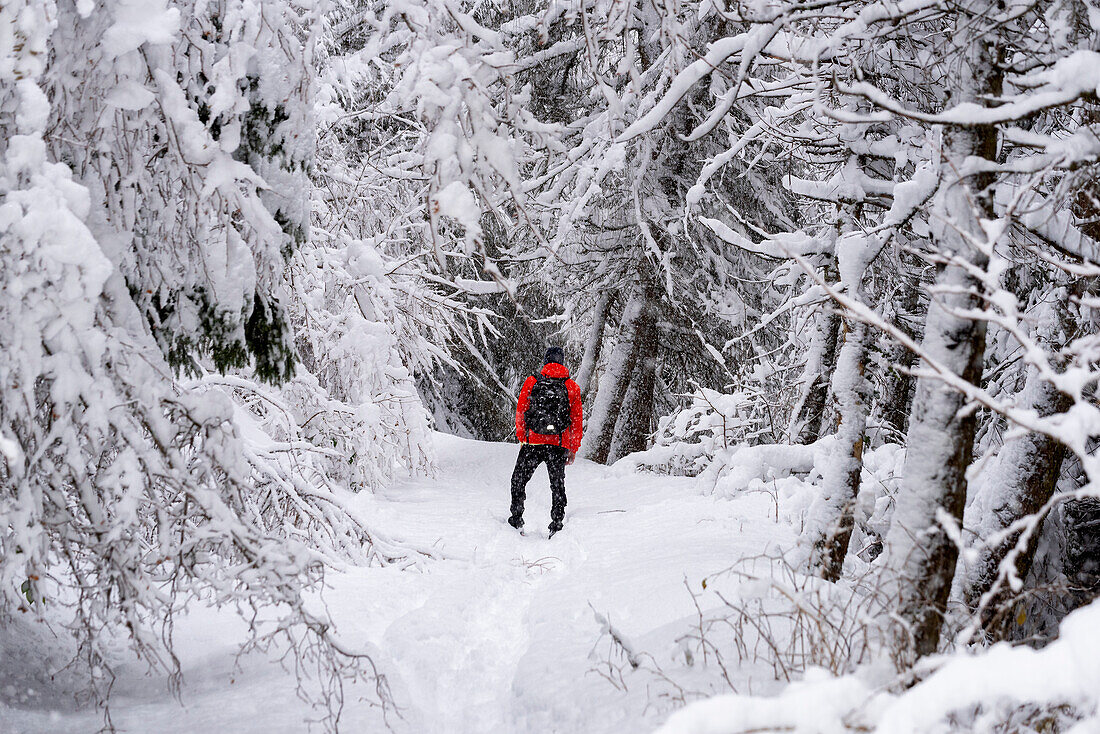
[[524, 373, 572, 436]]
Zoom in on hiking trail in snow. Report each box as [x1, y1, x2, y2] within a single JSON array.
[[3, 434, 794, 734]]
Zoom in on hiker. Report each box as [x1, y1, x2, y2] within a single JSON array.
[[510, 346, 583, 537]]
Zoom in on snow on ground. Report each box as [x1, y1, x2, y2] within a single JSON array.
[[2, 433, 796, 734]]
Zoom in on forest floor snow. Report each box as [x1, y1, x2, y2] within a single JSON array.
[[2, 433, 797, 734]]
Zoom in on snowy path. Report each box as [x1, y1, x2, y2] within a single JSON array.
[[3, 434, 793, 734]]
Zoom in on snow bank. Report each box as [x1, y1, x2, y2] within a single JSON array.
[[622, 389, 774, 476], [656, 670, 871, 734], [622, 388, 905, 562], [656, 598, 1100, 734]]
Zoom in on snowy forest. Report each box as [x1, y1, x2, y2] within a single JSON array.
[[3, 0, 1100, 731]]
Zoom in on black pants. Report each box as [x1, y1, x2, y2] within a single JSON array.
[[510, 444, 568, 530]]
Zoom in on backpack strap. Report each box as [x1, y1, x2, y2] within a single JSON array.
[[524, 373, 539, 442], [525, 372, 567, 446]]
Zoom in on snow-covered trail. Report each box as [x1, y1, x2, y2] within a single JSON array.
[[3, 434, 792, 734]]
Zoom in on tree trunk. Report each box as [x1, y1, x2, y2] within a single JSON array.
[[576, 291, 612, 398], [886, 176, 994, 658], [1063, 496, 1100, 592], [963, 297, 1074, 636], [883, 23, 1002, 661], [964, 376, 1069, 635], [581, 288, 655, 464], [879, 266, 920, 439], [809, 319, 869, 582], [790, 307, 841, 444], [607, 312, 659, 463], [879, 340, 916, 439], [887, 263, 989, 660]]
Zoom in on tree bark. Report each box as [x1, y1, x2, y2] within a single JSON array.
[[963, 297, 1074, 636], [790, 307, 841, 444], [576, 291, 612, 399], [809, 319, 869, 582], [581, 288, 655, 464], [879, 266, 921, 439], [883, 23, 1003, 661], [888, 264, 989, 660], [607, 312, 659, 463], [886, 179, 994, 658]]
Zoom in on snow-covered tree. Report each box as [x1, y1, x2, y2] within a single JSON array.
[[500, 1, 803, 463], [583, 0, 1100, 661], [0, 1, 446, 726]]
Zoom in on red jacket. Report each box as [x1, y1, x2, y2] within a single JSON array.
[[515, 363, 583, 453]]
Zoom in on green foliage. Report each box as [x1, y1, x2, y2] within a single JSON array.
[[131, 285, 293, 384], [245, 293, 295, 384], [238, 77, 311, 259], [133, 59, 307, 384], [274, 210, 308, 258], [20, 577, 42, 606]]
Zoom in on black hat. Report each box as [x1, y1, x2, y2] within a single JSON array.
[[544, 346, 565, 365]]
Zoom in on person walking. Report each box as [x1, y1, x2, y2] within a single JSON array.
[[510, 346, 583, 537]]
